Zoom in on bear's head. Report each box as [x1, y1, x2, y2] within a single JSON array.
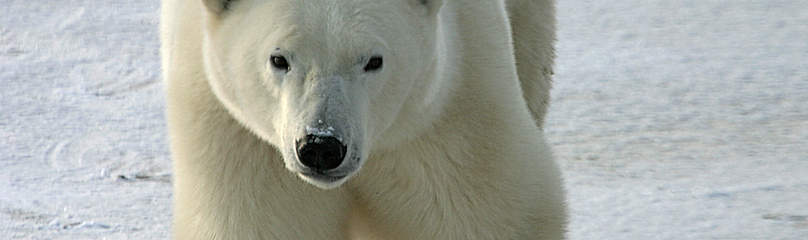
[[200, 0, 445, 189]]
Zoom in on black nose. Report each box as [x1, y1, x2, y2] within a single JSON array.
[[296, 135, 347, 171]]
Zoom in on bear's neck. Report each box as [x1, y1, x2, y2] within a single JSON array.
[[355, 0, 538, 190]]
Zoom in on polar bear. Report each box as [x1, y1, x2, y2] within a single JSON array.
[[160, 0, 564, 239]]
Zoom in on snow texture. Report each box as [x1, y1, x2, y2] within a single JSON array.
[[1, 0, 806, 239], [306, 125, 336, 137]]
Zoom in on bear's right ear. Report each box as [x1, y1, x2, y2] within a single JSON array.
[[202, 0, 235, 15]]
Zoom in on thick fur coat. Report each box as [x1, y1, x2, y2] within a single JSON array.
[[160, 0, 564, 239]]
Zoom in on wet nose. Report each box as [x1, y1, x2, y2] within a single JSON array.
[[296, 135, 346, 171]]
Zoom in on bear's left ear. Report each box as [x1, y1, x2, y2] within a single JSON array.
[[415, 0, 443, 16]]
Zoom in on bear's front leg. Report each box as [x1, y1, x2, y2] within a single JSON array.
[[173, 159, 352, 239], [169, 114, 352, 239]]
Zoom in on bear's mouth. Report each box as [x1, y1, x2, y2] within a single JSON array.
[[298, 170, 348, 183], [285, 117, 365, 189], [295, 165, 356, 189], [290, 133, 362, 189]]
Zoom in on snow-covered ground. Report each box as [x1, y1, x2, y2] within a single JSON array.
[[1, 0, 806, 239], [552, 1, 808, 239]]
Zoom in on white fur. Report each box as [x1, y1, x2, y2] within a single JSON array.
[[161, 0, 565, 239]]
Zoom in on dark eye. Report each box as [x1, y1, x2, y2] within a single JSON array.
[[364, 56, 383, 72], [270, 55, 290, 72]]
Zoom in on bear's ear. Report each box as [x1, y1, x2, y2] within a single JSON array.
[[202, 0, 235, 15], [415, 0, 443, 16]]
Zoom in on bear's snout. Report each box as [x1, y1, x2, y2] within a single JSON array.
[[295, 135, 347, 172]]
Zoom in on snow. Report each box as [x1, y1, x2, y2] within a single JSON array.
[[306, 125, 336, 137], [1, 1, 169, 239], [1, 0, 806, 239], [551, 1, 808, 239]]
